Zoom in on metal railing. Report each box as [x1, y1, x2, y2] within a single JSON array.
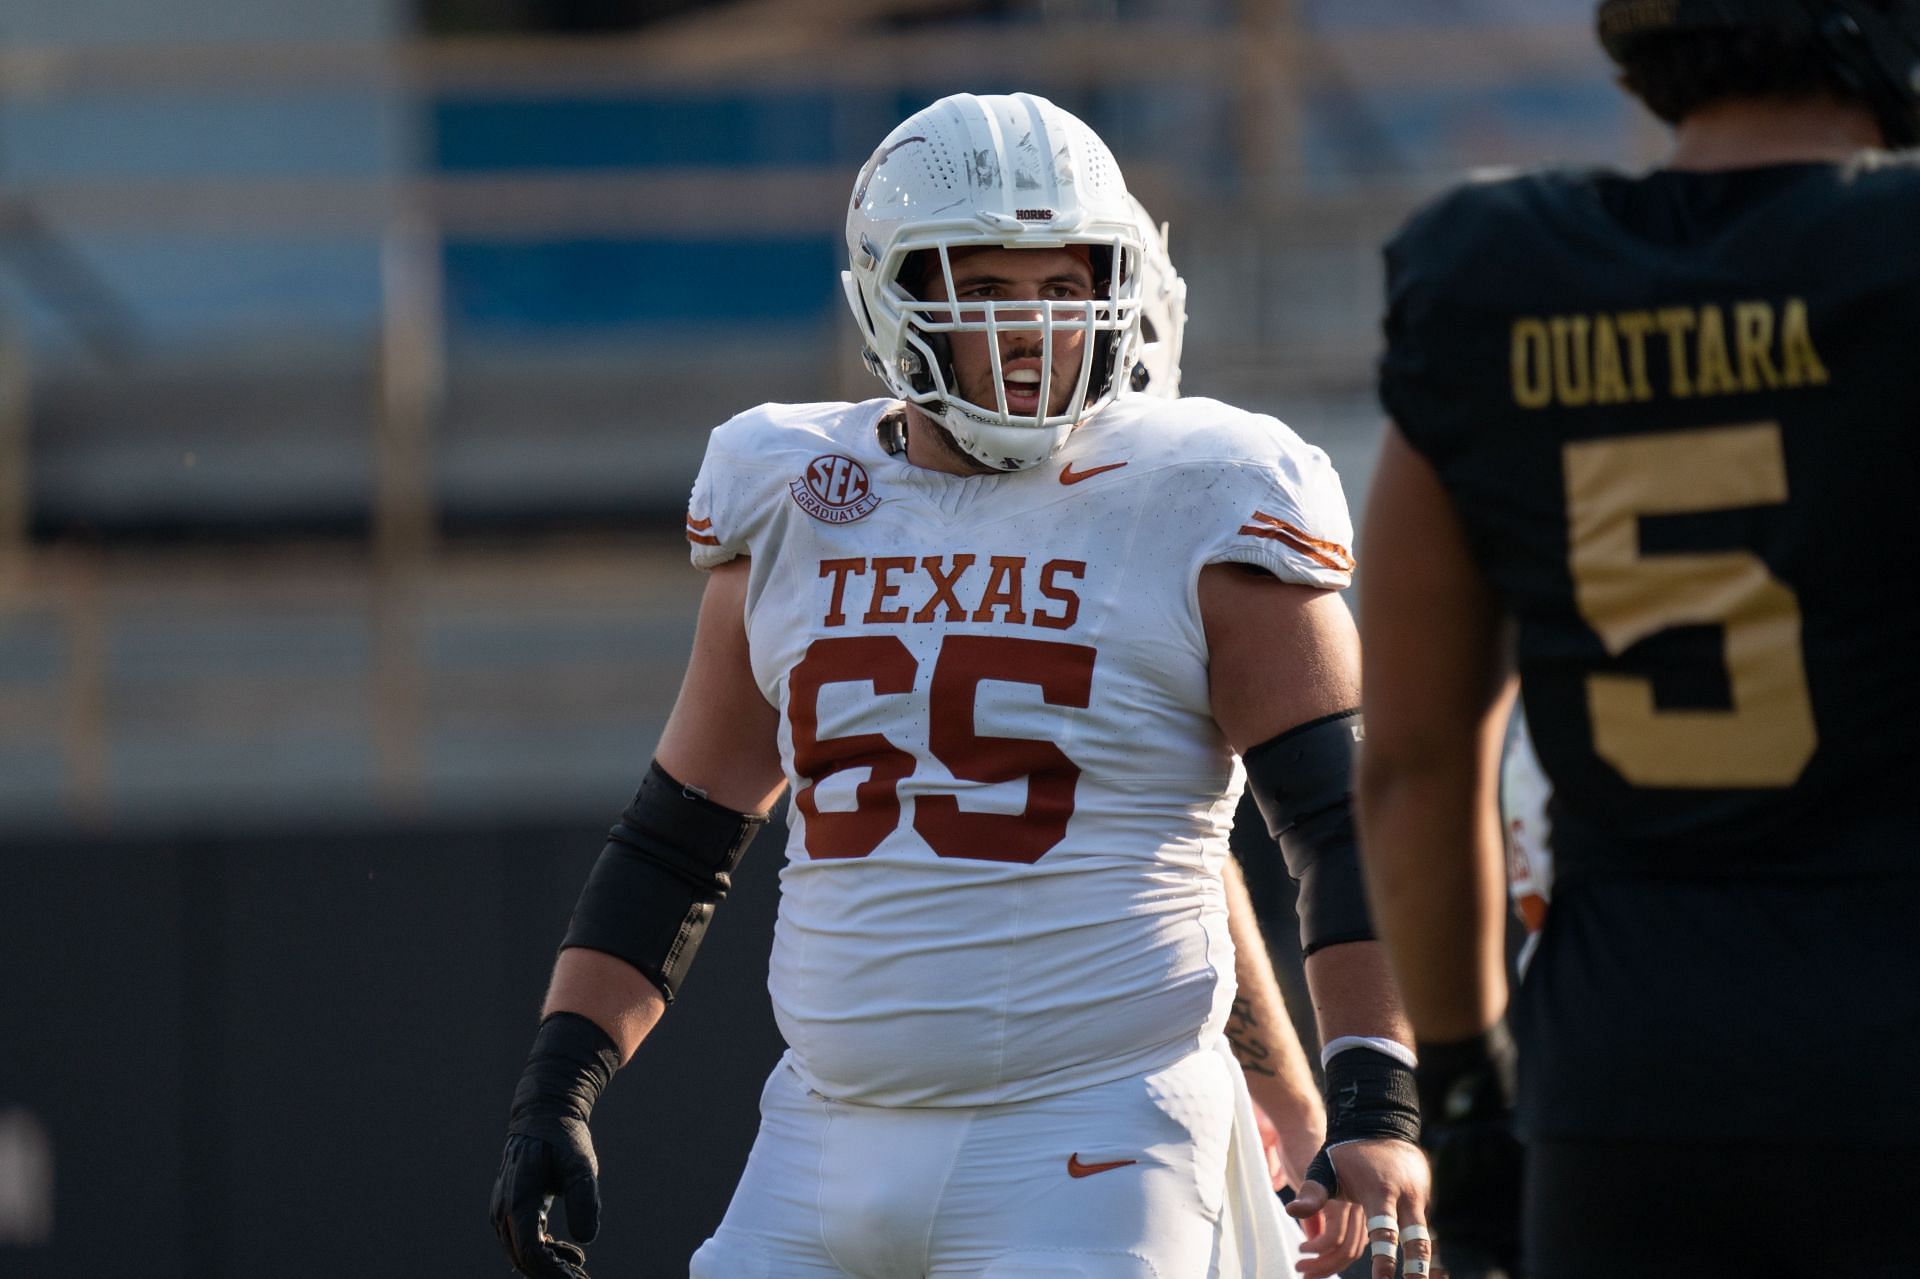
[[0, 13, 1647, 829]]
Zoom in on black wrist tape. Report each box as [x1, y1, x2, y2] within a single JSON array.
[[509, 1011, 622, 1127], [1242, 709, 1373, 957], [1324, 1045, 1423, 1147], [561, 760, 769, 1003], [1415, 1018, 1518, 1128]]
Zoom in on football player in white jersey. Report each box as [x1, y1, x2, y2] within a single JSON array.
[[492, 93, 1432, 1279], [1500, 710, 1552, 977]]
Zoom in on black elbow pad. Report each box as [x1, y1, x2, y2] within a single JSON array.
[[1242, 709, 1373, 958], [561, 760, 769, 1002]]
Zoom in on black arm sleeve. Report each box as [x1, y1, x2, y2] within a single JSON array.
[[560, 760, 769, 1002], [1241, 709, 1373, 957]]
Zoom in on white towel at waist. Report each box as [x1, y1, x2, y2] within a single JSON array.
[[1209, 1034, 1306, 1278]]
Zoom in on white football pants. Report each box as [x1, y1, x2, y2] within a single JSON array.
[[689, 1038, 1301, 1278]]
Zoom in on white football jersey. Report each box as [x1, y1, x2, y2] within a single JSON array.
[[1502, 708, 1553, 974], [686, 393, 1354, 1106]]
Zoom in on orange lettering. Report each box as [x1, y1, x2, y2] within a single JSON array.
[[913, 554, 976, 623], [863, 556, 916, 624], [1033, 559, 1085, 630], [819, 558, 867, 627], [971, 556, 1029, 624]]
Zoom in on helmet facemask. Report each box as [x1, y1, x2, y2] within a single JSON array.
[[880, 238, 1142, 470]]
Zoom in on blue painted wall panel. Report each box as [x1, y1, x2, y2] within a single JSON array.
[[432, 94, 839, 170], [442, 236, 838, 328]]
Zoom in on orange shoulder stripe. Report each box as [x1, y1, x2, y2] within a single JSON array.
[[1237, 513, 1355, 574]]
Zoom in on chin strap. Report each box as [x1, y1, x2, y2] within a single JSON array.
[[877, 407, 909, 455]]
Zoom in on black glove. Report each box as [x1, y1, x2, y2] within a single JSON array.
[[1416, 1020, 1523, 1279], [490, 1012, 622, 1279], [1300, 1044, 1422, 1195]]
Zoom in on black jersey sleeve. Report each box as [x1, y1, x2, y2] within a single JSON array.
[[1378, 178, 1515, 466]]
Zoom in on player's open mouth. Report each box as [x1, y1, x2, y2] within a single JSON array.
[[1002, 365, 1044, 413]]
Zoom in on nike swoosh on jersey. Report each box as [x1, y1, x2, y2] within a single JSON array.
[[1059, 461, 1129, 485], [1066, 1153, 1138, 1178]]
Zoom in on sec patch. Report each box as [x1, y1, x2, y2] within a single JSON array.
[[791, 454, 882, 524]]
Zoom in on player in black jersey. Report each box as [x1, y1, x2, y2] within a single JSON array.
[[1355, 3, 1920, 1276]]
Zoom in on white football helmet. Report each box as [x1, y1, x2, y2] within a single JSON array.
[[843, 92, 1145, 471], [1126, 196, 1187, 400]]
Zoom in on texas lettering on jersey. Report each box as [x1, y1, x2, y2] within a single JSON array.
[[815, 554, 1085, 630], [683, 394, 1353, 1108]]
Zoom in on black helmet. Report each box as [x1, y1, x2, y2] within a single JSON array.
[[1597, 0, 1920, 145]]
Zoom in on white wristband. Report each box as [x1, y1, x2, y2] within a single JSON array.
[[1321, 1035, 1418, 1071]]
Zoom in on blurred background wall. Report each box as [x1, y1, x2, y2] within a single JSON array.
[[0, 2, 1655, 1274]]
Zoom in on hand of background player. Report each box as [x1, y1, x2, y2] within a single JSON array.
[[1286, 1137, 1436, 1279], [490, 1117, 600, 1279], [1254, 1098, 1369, 1274], [1415, 1023, 1522, 1279], [1253, 1093, 1320, 1194], [1420, 1117, 1519, 1279]]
